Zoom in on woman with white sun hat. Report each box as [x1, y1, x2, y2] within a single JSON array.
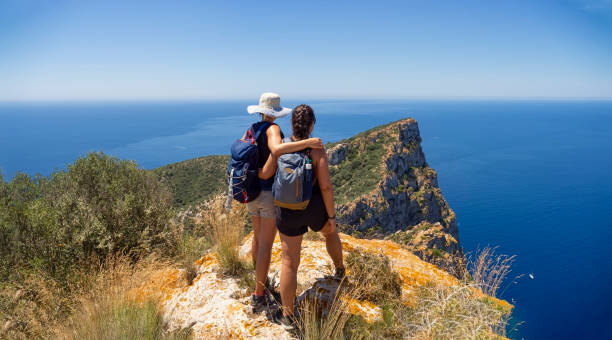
[[246, 92, 323, 314]]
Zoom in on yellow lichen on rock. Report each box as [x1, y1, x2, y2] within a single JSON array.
[[129, 232, 509, 339]]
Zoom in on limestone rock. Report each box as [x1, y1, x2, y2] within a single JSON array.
[[326, 143, 349, 165], [327, 118, 462, 273], [131, 233, 509, 339]]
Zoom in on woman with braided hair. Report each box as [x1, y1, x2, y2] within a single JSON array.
[[269, 104, 346, 330], [245, 94, 324, 315]]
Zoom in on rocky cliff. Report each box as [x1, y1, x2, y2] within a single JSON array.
[[327, 118, 462, 273], [131, 232, 510, 339]]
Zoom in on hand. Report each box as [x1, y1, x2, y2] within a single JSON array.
[[306, 138, 323, 149]]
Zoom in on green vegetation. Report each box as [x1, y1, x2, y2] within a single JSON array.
[[0, 152, 174, 285], [174, 232, 210, 285], [180, 195, 254, 291], [0, 152, 202, 339], [387, 222, 432, 245], [326, 119, 398, 150], [153, 155, 229, 208], [432, 248, 445, 258], [329, 131, 394, 204]]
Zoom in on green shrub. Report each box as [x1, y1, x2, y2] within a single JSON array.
[[0, 152, 174, 284]]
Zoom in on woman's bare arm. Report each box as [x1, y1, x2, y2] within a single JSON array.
[[312, 149, 336, 230], [258, 124, 320, 179], [258, 153, 277, 180], [266, 124, 323, 158]]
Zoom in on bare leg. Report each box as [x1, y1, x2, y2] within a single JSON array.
[[279, 233, 303, 316], [320, 221, 344, 270], [254, 216, 277, 295], [250, 215, 261, 267]]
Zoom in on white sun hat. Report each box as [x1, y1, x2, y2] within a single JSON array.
[[247, 92, 292, 118]]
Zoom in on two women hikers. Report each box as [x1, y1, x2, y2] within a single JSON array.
[[234, 92, 345, 330]]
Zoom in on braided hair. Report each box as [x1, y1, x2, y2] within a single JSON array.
[[291, 104, 316, 140]]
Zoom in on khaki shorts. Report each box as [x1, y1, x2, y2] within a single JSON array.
[[246, 190, 275, 219]]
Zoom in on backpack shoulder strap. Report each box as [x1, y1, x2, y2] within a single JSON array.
[[253, 121, 272, 142]]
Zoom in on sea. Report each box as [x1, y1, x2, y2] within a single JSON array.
[[1, 99, 611, 339]]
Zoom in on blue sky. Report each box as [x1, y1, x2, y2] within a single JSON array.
[[1, 0, 611, 101]]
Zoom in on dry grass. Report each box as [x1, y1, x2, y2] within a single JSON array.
[[0, 272, 76, 339], [398, 246, 516, 339], [199, 195, 250, 277], [303, 229, 324, 241], [169, 211, 210, 285], [345, 252, 402, 304], [402, 283, 510, 339], [299, 284, 354, 340], [295, 251, 403, 340], [169, 194, 250, 284], [56, 255, 191, 340], [297, 247, 516, 340], [468, 246, 518, 297]]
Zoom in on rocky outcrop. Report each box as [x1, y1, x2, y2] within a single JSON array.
[[326, 143, 349, 165], [131, 233, 508, 339], [328, 118, 462, 273]]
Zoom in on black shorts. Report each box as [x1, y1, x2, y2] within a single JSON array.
[[276, 186, 329, 237]]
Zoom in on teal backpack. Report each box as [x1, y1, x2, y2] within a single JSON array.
[[272, 137, 314, 210]]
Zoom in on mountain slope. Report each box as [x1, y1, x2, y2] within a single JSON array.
[[152, 155, 228, 208]]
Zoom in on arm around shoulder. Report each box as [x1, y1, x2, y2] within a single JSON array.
[[267, 126, 324, 158]]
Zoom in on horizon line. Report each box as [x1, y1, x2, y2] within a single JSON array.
[[1, 95, 612, 104]]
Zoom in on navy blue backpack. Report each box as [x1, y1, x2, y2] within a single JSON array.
[[226, 122, 271, 209]]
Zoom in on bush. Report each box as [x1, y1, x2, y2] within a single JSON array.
[[0, 153, 176, 338], [0, 152, 174, 284], [64, 152, 174, 258]]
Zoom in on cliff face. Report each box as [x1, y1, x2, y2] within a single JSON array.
[[327, 118, 462, 272]]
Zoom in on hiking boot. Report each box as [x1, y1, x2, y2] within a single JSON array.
[[251, 294, 269, 314], [272, 308, 300, 331], [334, 267, 346, 280]]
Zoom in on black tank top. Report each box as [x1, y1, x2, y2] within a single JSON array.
[[252, 121, 284, 190]]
